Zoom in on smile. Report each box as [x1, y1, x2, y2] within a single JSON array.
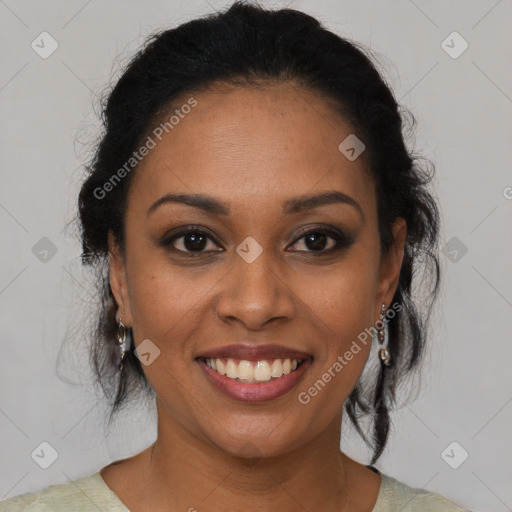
[[202, 357, 304, 383], [196, 357, 312, 402]]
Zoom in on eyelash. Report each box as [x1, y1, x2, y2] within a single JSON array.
[[160, 224, 354, 257]]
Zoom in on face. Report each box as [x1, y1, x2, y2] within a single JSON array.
[[109, 83, 406, 458]]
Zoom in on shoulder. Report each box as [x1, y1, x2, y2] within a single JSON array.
[[375, 471, 472, 512], [0, 472, 128, 512]]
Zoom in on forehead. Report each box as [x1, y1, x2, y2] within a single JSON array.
[[129, 84, 375, 218]]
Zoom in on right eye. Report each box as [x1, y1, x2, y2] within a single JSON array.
[[162, 227, 224, 255]]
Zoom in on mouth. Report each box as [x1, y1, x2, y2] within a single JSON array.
[[195, 344, 313, 402], [198, 357, 306, 383]]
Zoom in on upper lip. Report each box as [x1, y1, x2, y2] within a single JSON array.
[[196, 343, 312, 361]]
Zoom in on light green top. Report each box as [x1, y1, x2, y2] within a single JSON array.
[[0, 469, 471, 511]]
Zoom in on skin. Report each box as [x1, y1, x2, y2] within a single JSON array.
[[102, 82, 407, 511]]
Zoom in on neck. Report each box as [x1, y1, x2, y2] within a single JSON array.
[[102, 399, 381, 512], [118, 400, 372, 512]]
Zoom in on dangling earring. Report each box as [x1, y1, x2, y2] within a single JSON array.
[[377, 303, 391, 366], [116, 312, 128, 372]]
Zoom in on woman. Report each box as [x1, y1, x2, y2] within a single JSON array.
[[1, 2, 472, 510]]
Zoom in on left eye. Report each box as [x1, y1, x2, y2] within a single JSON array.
[[287, 229, 346, 252]]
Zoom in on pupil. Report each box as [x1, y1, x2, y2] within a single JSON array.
[[184, 233, 207, 251], [306, 233, 326, 251]]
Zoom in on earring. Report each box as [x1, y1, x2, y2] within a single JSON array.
[[377, 303, 391, 366], [116, 312, 128, 372]]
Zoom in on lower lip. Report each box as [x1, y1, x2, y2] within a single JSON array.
[[196, 358, 312, 402]]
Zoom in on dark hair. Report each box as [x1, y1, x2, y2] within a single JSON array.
[[77, 0, 440, 464]]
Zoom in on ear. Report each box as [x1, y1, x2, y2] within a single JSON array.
[[108, 231, 132, 326], [374, 217, 407, 320]]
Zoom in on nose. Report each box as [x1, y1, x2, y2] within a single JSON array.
[[215, 248, 296, 331]]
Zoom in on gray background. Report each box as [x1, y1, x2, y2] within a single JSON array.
[[1, 1, 511, 511]]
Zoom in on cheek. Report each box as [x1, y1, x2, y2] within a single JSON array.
[[294, 259, 377, 336], [124, 260, 209, 406], [125, 250, 226, 359], [298, 283, 374, 413], [291, 261, 377, 397]]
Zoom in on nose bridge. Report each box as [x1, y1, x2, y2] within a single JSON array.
[[215, 240, 294, 329]]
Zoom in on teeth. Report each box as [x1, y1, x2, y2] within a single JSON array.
[[225, 360, 237, 379], [270, 359, 283, 377], [254, 361, 271, 382], [238, 360, 253, 381], [205, 358, 301, 382]]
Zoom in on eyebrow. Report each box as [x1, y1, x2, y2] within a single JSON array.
[[147, 190, 364, 221], [282, 191, 364, 221]]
